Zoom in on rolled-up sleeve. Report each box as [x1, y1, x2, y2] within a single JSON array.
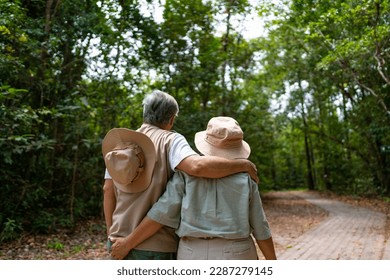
[[147, 172, 185, 229], [249, 181, 272, 240]]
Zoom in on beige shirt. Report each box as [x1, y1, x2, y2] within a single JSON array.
[[108, 124, 186, 252]]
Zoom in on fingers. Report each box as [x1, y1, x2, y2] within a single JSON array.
[[110, 239, 127, 260], [252, 173, 259, 184], [248, 160, 259, 183], [110, 246, 121, 260], [111, 253, 121, 260], [109, 238, 120, 259]]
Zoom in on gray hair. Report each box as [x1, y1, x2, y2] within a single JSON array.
[[142, 90, 179, 127]]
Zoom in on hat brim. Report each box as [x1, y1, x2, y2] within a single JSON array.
[[102, 128, 156, 193], [194, 131, 250, 159]]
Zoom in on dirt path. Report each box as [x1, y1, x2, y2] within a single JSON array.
[[1, 190, 389, 260], [273, 191, 390, 260]]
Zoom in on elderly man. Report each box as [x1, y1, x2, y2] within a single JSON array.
[[103, 90, 258, 260]]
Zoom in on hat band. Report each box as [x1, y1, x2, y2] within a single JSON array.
[[131, 166, 144, 183], [113, 143, 145, 183], [130, 145, 145, 183], [205, 135, 242, 149]]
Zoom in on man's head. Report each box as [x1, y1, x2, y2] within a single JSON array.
[[143, 90, 179, 129], [195, 116, 250, 159]]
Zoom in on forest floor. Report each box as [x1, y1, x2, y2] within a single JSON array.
[[0, 190, 389, 260]]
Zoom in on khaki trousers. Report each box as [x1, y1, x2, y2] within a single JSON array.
[[177, 236, 258, 260]]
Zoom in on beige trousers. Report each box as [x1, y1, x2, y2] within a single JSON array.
[[177, 236, 258, 260]]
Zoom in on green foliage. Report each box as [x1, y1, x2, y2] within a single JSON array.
[[47, 239, 65, 251], [0, 219, 22, 242], [1, 0, 389, 242], [257, 0, 390, 195], [0, 0, 107, 240]]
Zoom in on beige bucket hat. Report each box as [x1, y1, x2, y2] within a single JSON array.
[[194, 116, 250, 159], [102, 128, 156, 193]]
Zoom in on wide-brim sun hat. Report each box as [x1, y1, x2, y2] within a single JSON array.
[[194, 116, 250, 159], [102, 128, 156, 193]]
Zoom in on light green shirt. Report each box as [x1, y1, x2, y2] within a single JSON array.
[[147, 170, 272, 241]]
